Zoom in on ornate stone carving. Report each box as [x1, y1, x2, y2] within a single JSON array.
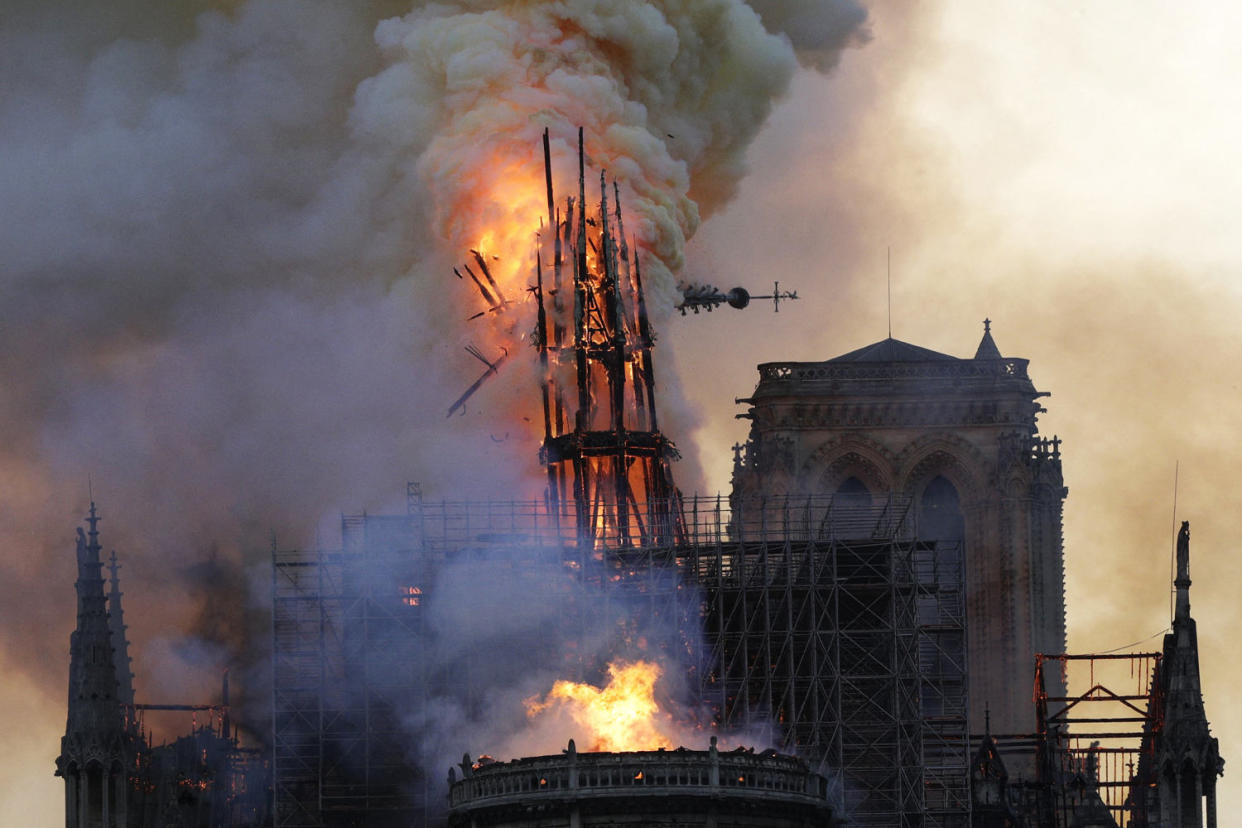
[[799, 435, 896, 494], [896, 433, 988, 501], [756, 434, 796, 477]]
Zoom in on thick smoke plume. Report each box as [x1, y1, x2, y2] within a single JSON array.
[[395, 0, 865, 303], [0, 0, 866, 820], [402, 545, 731, 783]]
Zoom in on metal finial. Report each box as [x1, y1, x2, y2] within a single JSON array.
[[675, 281, 797, 315], [983, 317, 991, 334]]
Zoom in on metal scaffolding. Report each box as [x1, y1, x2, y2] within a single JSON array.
[[272, 517, 432, 828], [1032, 651, 1164, 828], [681, 495, 969, 827], [271, 492, 969, 827]]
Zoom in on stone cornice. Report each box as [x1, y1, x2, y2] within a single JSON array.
[[752, 357, 1035, 392], [750, 399, 1038, 430]]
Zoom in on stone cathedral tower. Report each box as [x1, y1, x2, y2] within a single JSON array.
[[731, 322, 1067, 736]]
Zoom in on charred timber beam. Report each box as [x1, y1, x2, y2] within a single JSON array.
[[535, 246, 556, 507], [447, 346, 510, 418], [470, 249, 508, 307], [542, 434, 673, 463], [458, 264, 497, 308]]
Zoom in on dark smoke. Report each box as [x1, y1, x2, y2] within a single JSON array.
[[0, 0, 868, 806]]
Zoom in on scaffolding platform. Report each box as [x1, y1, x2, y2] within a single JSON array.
[[272, 492, 969, 827]]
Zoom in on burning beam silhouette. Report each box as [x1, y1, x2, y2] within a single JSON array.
[[457, 249, 512, 321], [446, 344, 509, 418]]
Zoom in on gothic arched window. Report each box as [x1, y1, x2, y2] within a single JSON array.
[[835, 476, 870, 505], [831, 476, 872, 538], [917, 475, 967, 714], [920, 475, 964, 542]]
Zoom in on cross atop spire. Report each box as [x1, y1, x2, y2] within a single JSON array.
[[974, 317, 1002, 360]]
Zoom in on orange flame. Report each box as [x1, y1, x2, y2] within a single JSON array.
[[439, 145, 560, 446], [451, 149, 547, 314], [525, 660, 677, 752]]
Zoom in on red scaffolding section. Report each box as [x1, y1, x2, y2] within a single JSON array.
[[1033, 651, 1163, 827]]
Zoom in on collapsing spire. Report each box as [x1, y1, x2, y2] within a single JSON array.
[[533, 128, 682, 548]]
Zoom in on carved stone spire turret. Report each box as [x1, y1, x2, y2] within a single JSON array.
[[56, 502, 130, 828], [970, 725, 1018, 827], [1153, 521, 1224, 827], [106, 550, 135, 707]]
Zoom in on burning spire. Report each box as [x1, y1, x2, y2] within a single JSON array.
[[533, 129, 683, 548]]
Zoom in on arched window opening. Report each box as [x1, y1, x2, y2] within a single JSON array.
[[920, 476, 964, 542], [917, 475, 967, 716], [1179, 762, 1202, 828], [835, 476, 870, 504], [831, 477, 872, 538]]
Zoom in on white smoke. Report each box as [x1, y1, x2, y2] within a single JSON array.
[[390, 0, 867, 306]]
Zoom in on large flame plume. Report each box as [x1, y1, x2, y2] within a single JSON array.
[[525, 660, 680, 752], [382, 0, 867, 384]]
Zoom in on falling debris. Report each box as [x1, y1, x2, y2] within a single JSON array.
[[446, 345, 509, 417]]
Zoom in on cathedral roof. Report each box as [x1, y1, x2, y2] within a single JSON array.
[[826, 337, 960, 363], [748, 319, 1038, 411]]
